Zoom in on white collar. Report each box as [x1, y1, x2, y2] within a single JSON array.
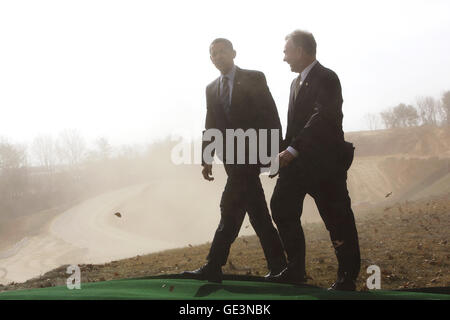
[[221, 64, 236, 82], [300, 60, 318, 82]]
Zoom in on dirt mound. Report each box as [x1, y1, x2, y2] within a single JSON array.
[[1, 126, 449, 285], [348, 156, 449, 205], [346, 126, 450, 158], [2, 194, 448, 292]]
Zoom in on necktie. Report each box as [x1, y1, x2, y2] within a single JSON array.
[[220, 76, 230, 115], [288, 75, 302, 125], [294, 75, 302, 100]]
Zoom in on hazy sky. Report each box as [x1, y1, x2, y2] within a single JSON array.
[[1, 0, 449, 147]]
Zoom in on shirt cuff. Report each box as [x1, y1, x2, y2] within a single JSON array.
[[287, 146, 299, 157]]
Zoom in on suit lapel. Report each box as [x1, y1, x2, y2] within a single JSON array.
[[210, 66, 243, 125], [287, 62, 321, 135], [210, 77, 221, 112], [229, 66, 242, 113], [287, 79, 296, 128], [212, 77, 220, 102], [293, 62, 320, 108]]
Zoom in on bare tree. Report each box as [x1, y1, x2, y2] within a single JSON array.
[[392, 103, 419, 127], [86, 137, 113, 162], [0, 138, 27, 170], [56, 129, 86, 166], [0, 138, 28, 200], [95, 137, 112, 160], [380, 108, 398, 129], [439, 90, 450, 126], [416, 96, 438, 126], [32, 135, 56, 172], [363, 113, 381, 130]]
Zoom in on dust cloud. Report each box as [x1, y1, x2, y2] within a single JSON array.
[[0, 126, 449, 284]]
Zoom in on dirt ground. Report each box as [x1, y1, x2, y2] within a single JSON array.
[[1, 126, 448, 292], [1, 193, 448, 293], [1, 126, 448, 286]]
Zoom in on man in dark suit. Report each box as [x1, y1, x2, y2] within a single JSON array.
[[268, 30, 361, 291], [182, 38, 287, 283]]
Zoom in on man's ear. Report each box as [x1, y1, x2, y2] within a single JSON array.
[[232, 50, 237, 59], [295, 46, 303, 59]]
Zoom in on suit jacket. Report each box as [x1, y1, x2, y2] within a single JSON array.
[[202, 66, 282, 176], [284, 62, 352, 177]]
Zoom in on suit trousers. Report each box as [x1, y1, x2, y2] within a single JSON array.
[[270, 163, 361, 281], [207, 170, 286, 271]]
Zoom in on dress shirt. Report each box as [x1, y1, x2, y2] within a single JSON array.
[[220, 64, 237, 104], [287, 60, 318, 157]]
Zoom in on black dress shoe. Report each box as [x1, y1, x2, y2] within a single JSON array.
[[264, 265, 286, 279], [181, 263, 223, 283], [328, 278, 357, 291], [266, 267, 306, 285]]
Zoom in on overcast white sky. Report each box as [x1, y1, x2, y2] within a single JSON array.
[[1, 0, 449, 147]]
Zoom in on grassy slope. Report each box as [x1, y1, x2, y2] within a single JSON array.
[[1, 193, 448, 293]]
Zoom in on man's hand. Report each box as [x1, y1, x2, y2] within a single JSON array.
[[268, 156, 280, 179], [279, 149, 295, 168], [268, 172, 279, 179], [268, 149, 295, 178], [202, 164, 214, 181]]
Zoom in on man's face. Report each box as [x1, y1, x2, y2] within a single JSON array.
[[210, 41, 236, 74], [283, 38, 303, 73]]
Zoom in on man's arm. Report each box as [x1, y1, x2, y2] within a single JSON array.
[[277, 71, 343, 169], [253, 72, 283, 166], [250, 72, 284, 175], [289, 71, 343, 154], [255, 72, 282, 132], [202, 87, 215, 181]]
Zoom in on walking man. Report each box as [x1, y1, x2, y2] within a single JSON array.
[[182, 38, 287, 283], [268, 30, 361, 291]]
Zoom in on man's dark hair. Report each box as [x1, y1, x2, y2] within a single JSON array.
[[210, 38, 234, 52], [285, 30, 316, 56]]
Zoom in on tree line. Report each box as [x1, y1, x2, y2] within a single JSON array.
[[364, 91, 450, 130], [0, 130, 176, 220]]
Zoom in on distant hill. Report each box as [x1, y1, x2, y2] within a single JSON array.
[[343, 126, 449, 208], [0, 125, 448, 285], [346, 126, 450, 158]]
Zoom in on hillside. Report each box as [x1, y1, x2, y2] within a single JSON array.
[[1, 193, 448, 292], [0, 125, 449, 288], [345, 126, 450, 158]]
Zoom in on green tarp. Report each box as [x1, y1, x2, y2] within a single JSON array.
[[0, 275, 448, 300]]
